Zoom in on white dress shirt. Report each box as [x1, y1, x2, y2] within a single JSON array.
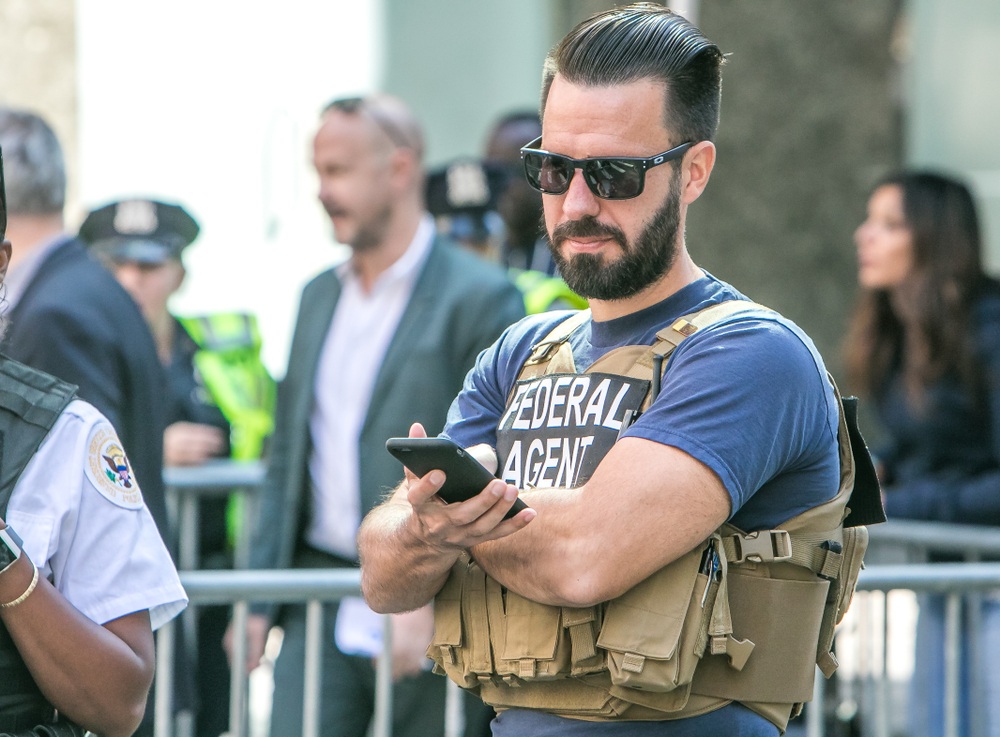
[[305, 215, 434, 559]]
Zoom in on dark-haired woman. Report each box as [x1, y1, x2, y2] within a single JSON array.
[[845, 170, 1000, 737]]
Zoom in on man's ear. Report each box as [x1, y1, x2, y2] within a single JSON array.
[[680, 140, 716, 206], [390, 147, 421, 193], [0, 239, 11, 284]]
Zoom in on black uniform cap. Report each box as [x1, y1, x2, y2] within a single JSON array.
[[425, 159, 510, 217], [79, 198, 200, 264]]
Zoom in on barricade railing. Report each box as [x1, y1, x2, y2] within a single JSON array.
[[159, 561, 1000, 737], [157, 569, 389, 737], [160, 464, 1000, 737]]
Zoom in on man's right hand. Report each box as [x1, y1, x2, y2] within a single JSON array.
[[223, 613, 270, 673]]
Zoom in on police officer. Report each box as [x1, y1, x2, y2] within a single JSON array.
[[0, 148, 186, 737], [79, 199, 276, 470], [358, 5, 880, 737], [79, 197, 276, 736]]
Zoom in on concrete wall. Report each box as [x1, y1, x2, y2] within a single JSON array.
[[0, 0, 79, 211], [680, 1, 903, 380]]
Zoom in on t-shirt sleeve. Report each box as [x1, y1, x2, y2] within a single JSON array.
[[12, 402, 187, 631], [623, 316, 838, 516], [443, 314, 569, 450]]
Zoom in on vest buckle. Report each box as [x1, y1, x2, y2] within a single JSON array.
[[525, 339, 563, 366], [728, 530, 792, 564]]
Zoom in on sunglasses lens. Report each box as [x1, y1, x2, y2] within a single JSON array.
[[585, 160, 643, 199], [524, 152, 572, 194]]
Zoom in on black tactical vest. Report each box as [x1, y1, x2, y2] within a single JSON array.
[[0, 355, 76, 733]]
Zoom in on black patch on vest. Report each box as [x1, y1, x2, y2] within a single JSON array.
[[496, 373, 649, 489]]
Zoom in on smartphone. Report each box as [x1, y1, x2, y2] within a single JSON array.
[[385, 437, 528, 519]]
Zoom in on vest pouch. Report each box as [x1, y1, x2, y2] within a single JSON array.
[[429, 558, 492, 689], [692, 568, 829, 704], [488, 579, 602, 681], [597, 546, 708, 693]]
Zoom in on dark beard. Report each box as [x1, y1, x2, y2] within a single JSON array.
[[548, 169, 682, 301]]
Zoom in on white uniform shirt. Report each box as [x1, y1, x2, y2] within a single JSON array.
[[305, 215, 434, 559], [6, 399, 187, 630]]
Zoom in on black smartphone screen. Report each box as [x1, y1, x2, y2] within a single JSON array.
[[385, 437, 527, 518]]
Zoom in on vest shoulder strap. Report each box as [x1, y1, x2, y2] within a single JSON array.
[[517, 300, 772, 404], [0, 356, 77, 515]]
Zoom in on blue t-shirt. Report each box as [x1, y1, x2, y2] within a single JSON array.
[[442, 272, 841, 735]]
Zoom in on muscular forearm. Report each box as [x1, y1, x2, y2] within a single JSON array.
[[470, 489, 607, 607], [358, 494, 461, 613], [0, 557, 153, 737], [359, 469, 534, 613]]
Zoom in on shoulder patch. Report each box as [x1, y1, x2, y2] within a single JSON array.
[[85, 422, 145, 509]]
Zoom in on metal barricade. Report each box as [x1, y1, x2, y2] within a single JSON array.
[[158, 468, 1000, 737], [808, 520, 1000, 737], [163, 459, 266, 572], [156, 568, 392, 737]]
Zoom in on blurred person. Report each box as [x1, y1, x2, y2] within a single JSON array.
[[359, 5, 880, 737], [845, 170, 1000, 737], [0, 108, 171, 541], [225, 94, 524, 737], [426, 157, 586, 313], [483, 110, 554, 274], [0, 146, 187, 737], [424, 157, 508, 259], [79, 197, 277, 737]]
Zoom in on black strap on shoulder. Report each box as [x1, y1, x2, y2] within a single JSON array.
[[0, 355, 78, 517]]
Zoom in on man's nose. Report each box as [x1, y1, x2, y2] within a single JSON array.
[[559, 170, 601, 221]]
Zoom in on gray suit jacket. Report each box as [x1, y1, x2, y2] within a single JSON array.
[[249, 236, 525, 574]]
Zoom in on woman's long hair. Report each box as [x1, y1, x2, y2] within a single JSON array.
[[844, 171, 985, 406]]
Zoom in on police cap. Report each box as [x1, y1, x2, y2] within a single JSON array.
[[79, 198, 200, 264], [425, 158, 510, 218]]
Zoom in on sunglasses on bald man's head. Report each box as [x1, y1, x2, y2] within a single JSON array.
[[520, 136, 694, 200], [323, 96, 412, 150]]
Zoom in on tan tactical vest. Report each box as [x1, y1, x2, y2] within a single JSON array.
[[427, 302, 880, 731]]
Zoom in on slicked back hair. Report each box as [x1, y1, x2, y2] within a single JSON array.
[[0, 107, 66, 216], [541, 3, 725, 144]]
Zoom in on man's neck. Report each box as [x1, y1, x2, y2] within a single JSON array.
[[350, 206, 424, 293], [148, 310, 176, 365], [4, 213, 65, 272]]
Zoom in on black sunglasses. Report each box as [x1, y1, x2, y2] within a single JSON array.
[[520, 136, 694, 200], [323, 96, 413, 150]]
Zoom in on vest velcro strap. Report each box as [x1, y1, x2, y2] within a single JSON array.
[[815, 542, 844, 581], [621, 652, 645, 674], [723, 530, 792, 564], [563, 607, 597, 662], [519, 659, 537, 679], [440, 644, 457, 665]]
